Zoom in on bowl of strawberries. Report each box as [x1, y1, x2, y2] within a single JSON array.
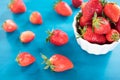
[[73, 0, 120, 55]]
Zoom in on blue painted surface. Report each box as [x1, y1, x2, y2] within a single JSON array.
[[0, 0, 120, 80]]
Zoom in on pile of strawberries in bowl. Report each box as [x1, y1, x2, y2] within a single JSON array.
[[73, 0, 120, 55]]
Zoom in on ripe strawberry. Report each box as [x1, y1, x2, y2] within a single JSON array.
[[116, 18, 120, 33], [2, 20, 17, 32], [106, 29, 120, 42], [46, 30, 69, 46], [81, 2, 87, 11], [20, 31, 35, 43], [82, 0, 103, 21], [79, 16, 92, 27], [103, 3, 120, 23], [9, 0, 26, 14], [41, 54, 73, 72], [16, 52, 35, 66], [92, 13, 111, 34], [81, 26, 106, 44], [72, 0, 83, 8], [30, 11, 43, 24], [54, 0, 72, 16]]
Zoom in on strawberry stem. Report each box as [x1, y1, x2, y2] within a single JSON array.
[[46, 30, 53, 42]]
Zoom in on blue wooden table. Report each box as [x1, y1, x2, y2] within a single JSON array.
[[0, 0, 120, 80]]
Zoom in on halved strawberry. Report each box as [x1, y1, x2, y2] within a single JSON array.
[[9, 0, 26, 14], [2, 20, 17, 32], [106, 29, 120, 42], [30, 11, 43, 24], [41, 54, 73, 72], [16, 52, 35, 66], [46, 30, 69, 46], [54, 0, 72, 16], [20, 31, 35, 43]]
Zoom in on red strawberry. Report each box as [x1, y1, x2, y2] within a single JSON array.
[[103, 3, 120, 23], [46, 30, 69, 46], [81, 2, 87, 11], [30, 11, 43, 24], [16, 52, 35, 66], [9, 0, 26, 14], [20, 31, 35, 43], [106, 29, 120, 42], [2, 20, 17, 32], [81, 26, 106, 44], [41, 54, 73, 72], [116, 18, 120, 33], [54, 0, 72, 16], [82, 0, 103, 21], [79, 16, 92, 27], [72, 0, 83, 8], [92, 13, 111, 34]]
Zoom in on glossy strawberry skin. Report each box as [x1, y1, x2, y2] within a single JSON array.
[[104, 3, 120, 23], [30, 12, 42, 24], [106, 29, 120, 42], [16, 52, 35, 66], [83, 27, 106, 44], [20, 31, 35, 43], [49, 54, 73, 72], [9, 0, 26, 14], [49, 30, 69, 46], [93, 17, 111, 35], [2, 20, 17, 32], [54, 2, 72, 16], [72, 0, 83, 8]]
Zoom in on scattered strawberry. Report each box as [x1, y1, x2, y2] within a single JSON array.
[[54, 0, 72, 16], [41, 54, 73, 72], [2, 20, 17, 32], [81, 26, 106, 44], [9, 0, 26, 14], [46, 30, 69, 46], [103, 3, 120, 23], [106, 29, 120, 42], [16, 52, 35, 66], [116, 18, 120, 33], [92, 13, 111, 34], [20, 31, 35, 43], [30, 11, 43, 24], [72, 0, 83, 8]]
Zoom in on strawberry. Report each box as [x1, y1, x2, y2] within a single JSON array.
[[81, 2, 87, 11], [41, 54, 73, 72], [2, 20, 17, 32], [16, 52, 35, 66], [92, 13, 111, 34], [81, 26, 106, 44], [106, 29, 120, 42], [116, 18, 120, 33], [9, 0, 26, 14], [82, 0, 103, 21], [54, 0, 72, 16], [46, 30, 69, 46], [72, 0, 83, 8], [30, 11, 43, 24], [103, 3, 120, 23], [20, 31, 35, 43]]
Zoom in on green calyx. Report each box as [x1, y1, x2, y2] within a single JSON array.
[[46, 30, 54, 42], [41, 54, 55, 70], [77, 26, 87, 39], [100, 0, 108, 7], [111, 33, 120, 41], [53, 0, 62, 9]]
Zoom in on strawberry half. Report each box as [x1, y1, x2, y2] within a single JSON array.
[[20, 31, 35, 43], [30, 11, 43, 24], [2, 20, 17, 32], [9, 0, 26, 14], [106, 29, 120, 42], [41, 54, 74, 72], [46, 30, 69, 46], [104, 3, 120, 23], [92, 12, 111, 34], [16, 52, 35, 66], [54, 0, 72, 16]]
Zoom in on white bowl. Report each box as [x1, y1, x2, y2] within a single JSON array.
[[72, 12, 120, 55]]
